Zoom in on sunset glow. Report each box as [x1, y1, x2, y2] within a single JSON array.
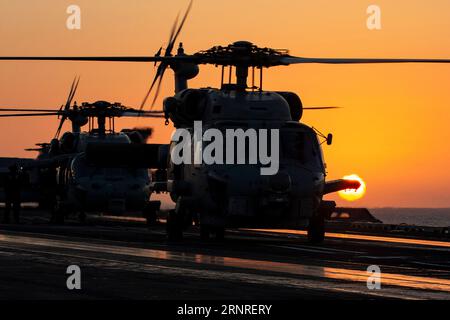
[[338, 174, 366, 202], [0, 0, 450, 207]]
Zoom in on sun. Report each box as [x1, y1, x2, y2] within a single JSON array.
[[338, 174, 366, 201]]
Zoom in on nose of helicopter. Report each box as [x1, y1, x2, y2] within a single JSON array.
[[214, 167, 323, 227], [269, 171, 292, 192], [73, 176, 149, 213]]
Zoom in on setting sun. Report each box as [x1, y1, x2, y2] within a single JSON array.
[[338, 174, 366, 202]]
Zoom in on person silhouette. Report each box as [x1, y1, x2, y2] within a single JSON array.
[[3, 164, 23, 224]]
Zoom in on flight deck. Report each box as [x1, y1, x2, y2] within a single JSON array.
[[0, 210, 448, 300]]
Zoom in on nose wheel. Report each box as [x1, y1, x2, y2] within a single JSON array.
[[143, 201, 161, 227]]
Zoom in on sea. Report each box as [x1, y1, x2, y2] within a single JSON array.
[[370, 208, 450, 227]]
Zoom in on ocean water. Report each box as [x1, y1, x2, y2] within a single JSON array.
[[370, 208, 450, 227]]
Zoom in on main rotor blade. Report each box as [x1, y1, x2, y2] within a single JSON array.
[[141, 1, 193, 110], [0, 56, 162, 62], [150, 66, 167, 109], [121, 112, 165, 118], [25, 148, 43, 152], [141, 63, 167, 109], [55, 76, 80, 139], [0, 55, 199, 66], [166, 0, 193, 54], [55, 119, 66, 138], [66, 77, 77, 103], [0, 108, 60, 112], [280, 57, 450, 65], [167, 13, 180, 52], [121, 110, 164, 114], [67, 76, 80, 108], [303, 106, 340, 110], [140, 12, 178, 109], [0, 113, 60, 117]]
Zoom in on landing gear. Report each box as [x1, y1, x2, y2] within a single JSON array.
[[166, 210, 183, 241], [143, 201, 161, 227], [307, 212, 325, 244]]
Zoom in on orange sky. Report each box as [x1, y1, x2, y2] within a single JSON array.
[[0, 0, 450, 207]]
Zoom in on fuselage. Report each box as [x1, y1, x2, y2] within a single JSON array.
[[58, 132, 151, 214], [166, 88, 326, 228]]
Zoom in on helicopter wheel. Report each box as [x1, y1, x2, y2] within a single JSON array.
[[143, 201, 159, 228], [166, 210, 183, 241], [307, 213, 325, 244]]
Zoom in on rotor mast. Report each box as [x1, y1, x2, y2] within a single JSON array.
[[235, 63, 249, 90], [97, 114, 107, 137], [172, 43, 199, 93], [211, 41, 270, 92], [70, 103, 82, 134]]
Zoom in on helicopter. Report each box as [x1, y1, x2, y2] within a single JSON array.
[[0, 78, 165, 223], [1, 1, 450, 243]]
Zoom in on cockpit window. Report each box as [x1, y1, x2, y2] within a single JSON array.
[[281, 131, 305, 161], [71, 156, 148, 180], [281, 129, 324, 170], [71, 157, 99, 177]]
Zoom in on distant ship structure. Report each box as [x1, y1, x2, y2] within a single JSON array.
[[326, 206, 382, 223]]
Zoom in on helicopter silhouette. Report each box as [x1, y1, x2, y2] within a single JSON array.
[[1, 1, 450, 242], [0, 78, 165, 223]]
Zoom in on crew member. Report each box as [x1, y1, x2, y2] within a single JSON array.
[[3, 164, 23, 224]]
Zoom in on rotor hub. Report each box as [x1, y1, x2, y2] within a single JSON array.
[[195, 41, 289, 67]]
